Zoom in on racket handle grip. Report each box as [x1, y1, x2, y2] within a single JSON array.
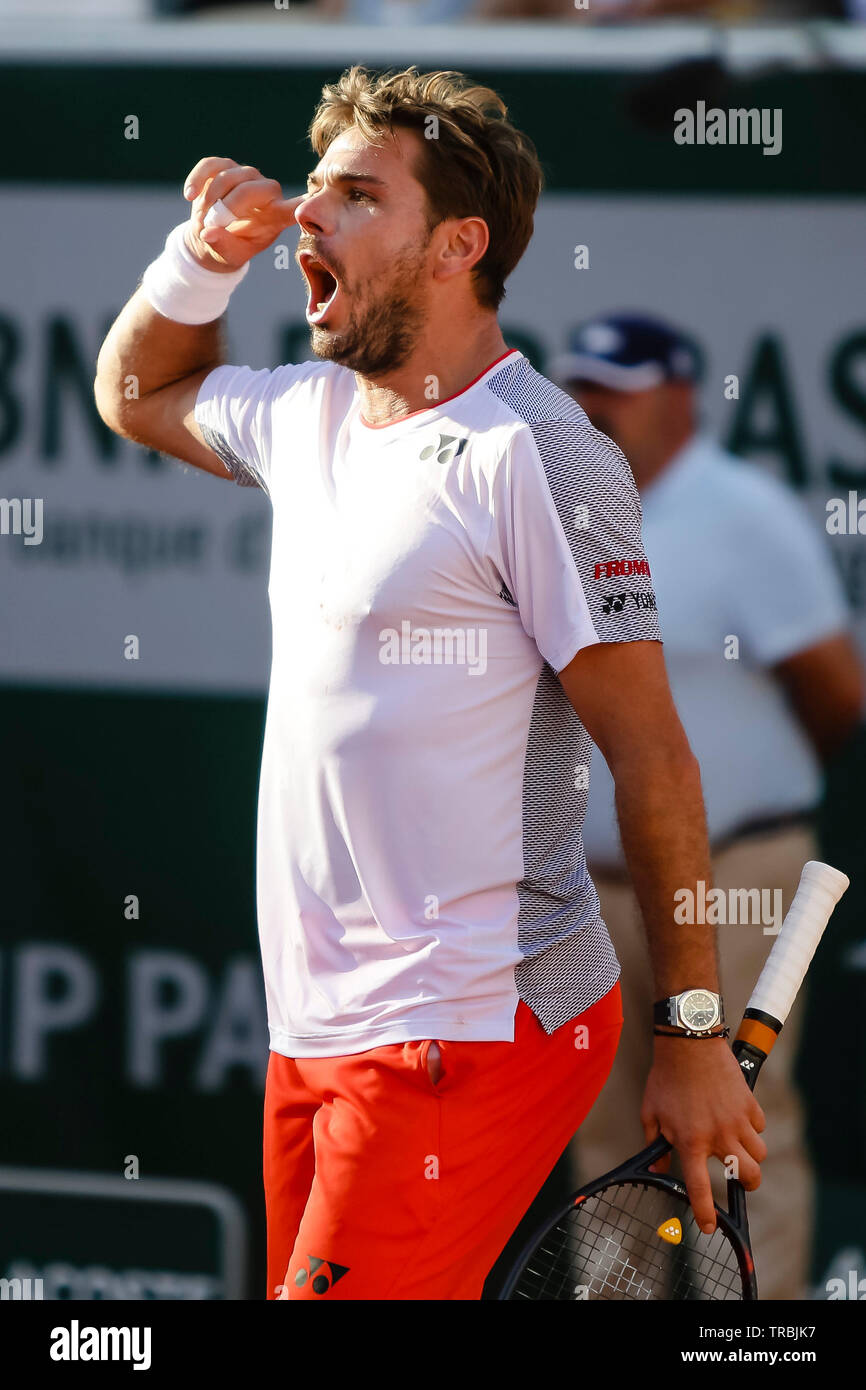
[[745, 860, 849, 1027]]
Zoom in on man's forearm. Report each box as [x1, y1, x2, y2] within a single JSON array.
[[94, 288, 224, 431], [612, 748, 719, 997], [559, 642, 763, 1229]]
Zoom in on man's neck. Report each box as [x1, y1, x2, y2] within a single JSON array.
[[355, 315, 509, 426], [633, 424, 695, 493]]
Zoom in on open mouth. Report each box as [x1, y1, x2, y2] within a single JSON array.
[[299, 252, 341, 325]]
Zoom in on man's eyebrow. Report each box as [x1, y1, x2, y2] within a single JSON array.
[[305, 168, 388, 190]]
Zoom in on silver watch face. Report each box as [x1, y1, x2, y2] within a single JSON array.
[[679, 990, 719, 1031]]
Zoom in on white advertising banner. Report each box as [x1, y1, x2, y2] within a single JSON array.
[[2, 186, 864, 693]]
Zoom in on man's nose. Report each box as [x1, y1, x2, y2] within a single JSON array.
[[295, 189, 333, 237]]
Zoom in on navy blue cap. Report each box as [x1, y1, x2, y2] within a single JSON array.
[[550, 313, 702, 392]]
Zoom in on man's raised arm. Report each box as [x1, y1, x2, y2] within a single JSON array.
[[94, 156, 303, 475]]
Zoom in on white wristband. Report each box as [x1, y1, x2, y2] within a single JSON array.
[[141, 219, 249, 325]]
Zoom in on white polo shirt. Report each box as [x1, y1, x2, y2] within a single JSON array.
[[581, 432, 849, 871], [195, 349, 661, 1057]]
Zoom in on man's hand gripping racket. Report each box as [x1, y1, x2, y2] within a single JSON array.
[[499, 860, 849, 1300]]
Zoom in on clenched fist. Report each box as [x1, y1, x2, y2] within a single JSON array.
[[182, 156, 306, 274]]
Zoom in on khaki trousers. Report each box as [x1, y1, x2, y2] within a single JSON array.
[[570, 824, 816, 1300]]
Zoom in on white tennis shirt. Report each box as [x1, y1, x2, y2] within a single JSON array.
[[582, 432, 849, 870], [195, 349, 661, 1057]]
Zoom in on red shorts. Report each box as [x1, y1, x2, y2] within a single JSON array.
[[263, 982, 622, 1300]]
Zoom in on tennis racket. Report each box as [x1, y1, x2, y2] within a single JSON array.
[[499, 859, 850, 1301]]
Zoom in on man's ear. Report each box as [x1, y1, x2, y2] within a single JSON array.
[[434, 216, 490, 285]]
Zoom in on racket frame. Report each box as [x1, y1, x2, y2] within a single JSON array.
[[498, 1132, 757, 1301]]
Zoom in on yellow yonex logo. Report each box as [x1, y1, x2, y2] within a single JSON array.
[[657, 1217, 683, 1245]]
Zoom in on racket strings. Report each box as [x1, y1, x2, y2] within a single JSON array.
[[509, 1182, 744, 1300]]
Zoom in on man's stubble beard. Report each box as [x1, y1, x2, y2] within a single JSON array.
[[308, 235, 433, 377]]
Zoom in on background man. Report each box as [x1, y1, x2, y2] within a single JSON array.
[[552, 312, 864, 1298]]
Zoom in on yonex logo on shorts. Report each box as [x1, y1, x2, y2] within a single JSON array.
[[594, 559, 651, 580], [294, 1256, 350, 1295]]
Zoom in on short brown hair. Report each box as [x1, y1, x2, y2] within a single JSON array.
[[308, 66, 544, 312]]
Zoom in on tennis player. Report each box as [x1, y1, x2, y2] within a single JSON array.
[[94, 65, 766, 1301]]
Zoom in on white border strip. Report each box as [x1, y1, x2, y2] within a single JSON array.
[[0, 18, 864, 72]]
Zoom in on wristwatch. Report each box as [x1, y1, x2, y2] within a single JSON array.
[[653, 989, 725, 1037]]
